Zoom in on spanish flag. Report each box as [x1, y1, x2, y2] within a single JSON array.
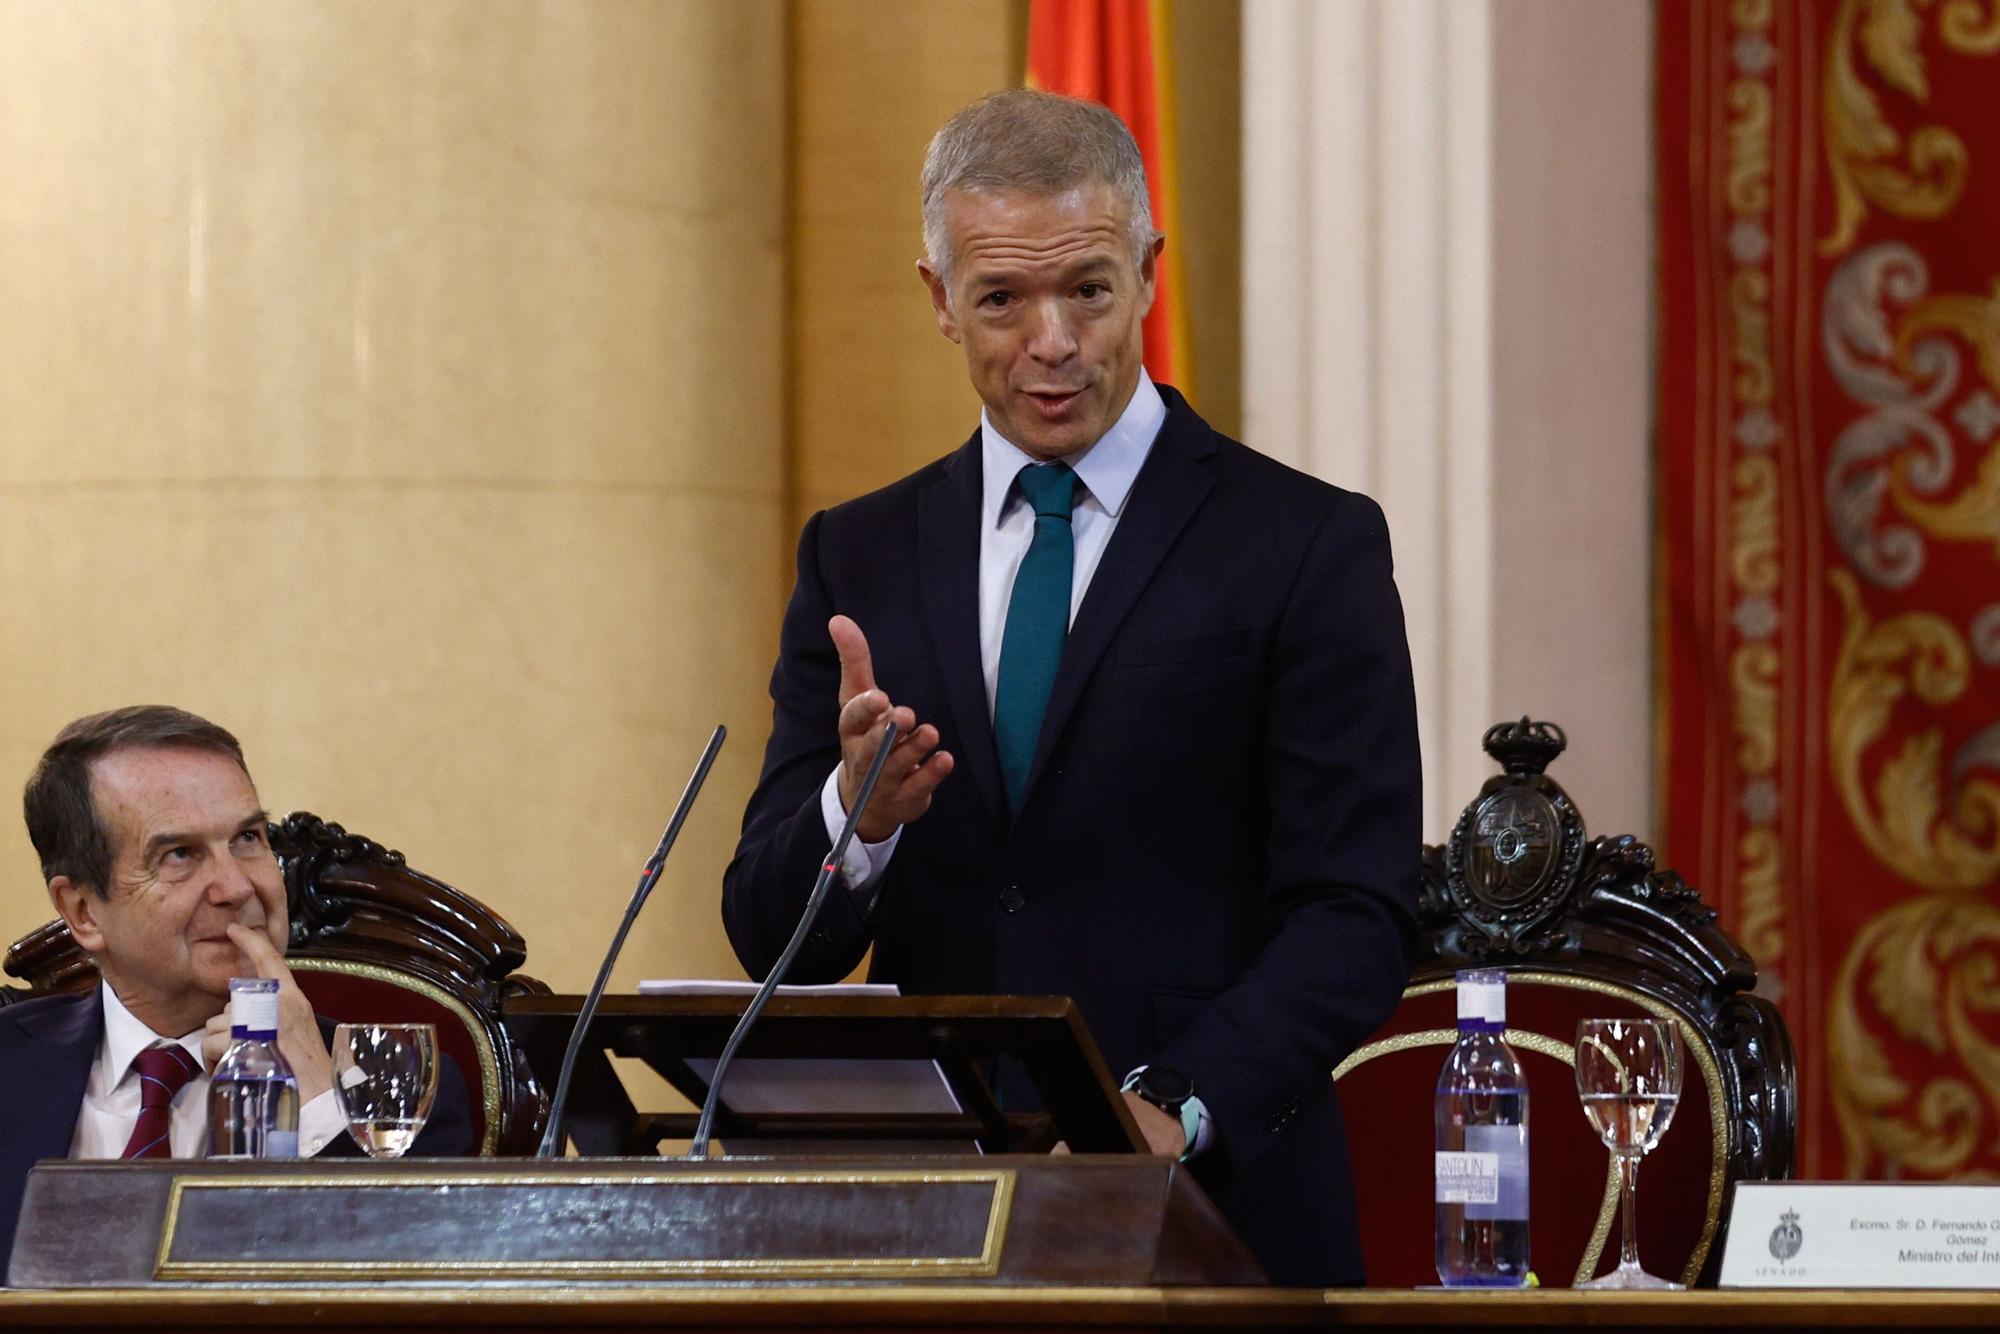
[[1026, 0, 1193, 400]]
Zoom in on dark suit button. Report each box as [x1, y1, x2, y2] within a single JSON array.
[[998, 887, 1026, 913]]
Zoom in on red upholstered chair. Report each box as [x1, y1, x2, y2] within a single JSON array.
[[1337, 721, 1795, 1288], [4, 812, 549, 1156]]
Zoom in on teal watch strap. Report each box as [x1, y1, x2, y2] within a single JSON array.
[[1173, 1095, 1202, 1160]]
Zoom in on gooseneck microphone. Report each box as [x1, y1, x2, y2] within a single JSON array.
[[535, 724, 727, 1159], [687, 720, 900, 1158]]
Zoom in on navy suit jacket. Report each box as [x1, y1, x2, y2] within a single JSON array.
[[722, 387, 1424, 1285], [0, 988, 475, 1281]]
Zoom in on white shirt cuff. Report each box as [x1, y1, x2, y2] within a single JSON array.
[[820, 767, 902, 890], [298, 1089, 347, 1158]]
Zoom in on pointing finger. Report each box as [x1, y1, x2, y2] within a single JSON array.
[[226, 921, 293, 984], [829, 615, 877, 707]]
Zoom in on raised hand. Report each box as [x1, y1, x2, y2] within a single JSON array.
[[831, 614, 954, 842], [216, 921, 336, 1103]]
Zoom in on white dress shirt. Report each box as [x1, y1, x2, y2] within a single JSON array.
[[819, 371, 1167, 883], [68, 981, 348, 1159]]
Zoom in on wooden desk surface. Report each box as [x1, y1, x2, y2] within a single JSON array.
[[2, 1287, 1997, 1333]]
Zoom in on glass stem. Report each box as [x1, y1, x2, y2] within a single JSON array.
[[1617, 1151, 1642, 1272]]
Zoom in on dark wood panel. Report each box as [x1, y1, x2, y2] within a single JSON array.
[[9, 1156, 1259, 1290]]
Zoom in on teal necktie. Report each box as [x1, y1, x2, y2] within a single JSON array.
[[994, 462, 1081, 815]]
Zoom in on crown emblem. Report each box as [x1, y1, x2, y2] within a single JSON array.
[[1768, 1207, 1803, 1262], [1481, 718, 1567, 776]]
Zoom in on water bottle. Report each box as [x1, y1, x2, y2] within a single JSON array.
[[1434, 968, 1530, 1286], [208, 977, 300, 1159]]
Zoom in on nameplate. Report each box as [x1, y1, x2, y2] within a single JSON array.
[[1721, 1182, 2000, 1289], [155, 1168, 1013, 1282]]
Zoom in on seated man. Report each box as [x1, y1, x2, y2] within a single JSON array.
[[0, 706, 471, 1274]]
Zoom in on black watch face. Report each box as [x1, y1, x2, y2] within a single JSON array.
[[1141, 1066, 1193, 1105]]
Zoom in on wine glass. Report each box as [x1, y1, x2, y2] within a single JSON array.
[[332, 1023, 439, 1158], [1573, 1017, 1684, 1289]]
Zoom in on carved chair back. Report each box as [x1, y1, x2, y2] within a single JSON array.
[[3, 813, 549, 1156], [1335, 721, 1795, 1288]]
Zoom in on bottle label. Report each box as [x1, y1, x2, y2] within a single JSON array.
[[1455, 976, 1506, 1027], [229, 983, 280, 1037], [1435, 1150, 1500, 1205], [1465, 1123, 1529, 1220]]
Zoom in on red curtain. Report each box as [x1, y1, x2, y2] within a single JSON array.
[[1026, 0, 1193, 397], [1657, 0, 2000, 1179]]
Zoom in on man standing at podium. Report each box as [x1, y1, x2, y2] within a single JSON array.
[[724, 91, 1422, 1286], [0, 706, 471, 1276]]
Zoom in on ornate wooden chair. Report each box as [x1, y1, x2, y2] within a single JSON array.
[[1335, 720, 1795, 1287], [3, 813, 550, 1156]]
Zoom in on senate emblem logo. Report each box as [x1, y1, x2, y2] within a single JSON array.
[[1466, 789, 1558, 905], [1768, 1208, 1803, 1262]]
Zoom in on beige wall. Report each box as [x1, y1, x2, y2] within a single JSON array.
[[1168, 0, 1242, 440], [0, 0, 787, 991], [787, 0, 1025, 539], [0, 0, 1246, 994]]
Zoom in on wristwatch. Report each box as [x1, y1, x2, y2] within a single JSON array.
[[1122, 1065, 1200, 1159], [1126, 1065, 1195, 1116]]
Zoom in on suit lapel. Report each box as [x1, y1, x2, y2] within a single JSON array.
[[917, 434, 1007, 832], [1017, 394, 1218, 816], [0, 991, 103, 1168]]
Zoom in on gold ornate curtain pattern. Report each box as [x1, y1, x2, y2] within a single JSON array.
[[1657, 0, 2000, 1180]]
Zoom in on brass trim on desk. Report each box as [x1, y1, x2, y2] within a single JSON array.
[[152, 1167, 1015, 1282], [9, 1285, 2000, 1326]]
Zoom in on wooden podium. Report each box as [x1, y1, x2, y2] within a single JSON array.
[[8, 1155, 1256, 1288], [502, 993, 1149, 1155], [8, 995, 1265, 1291]]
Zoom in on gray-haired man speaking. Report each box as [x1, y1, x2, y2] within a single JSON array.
[[725, 90, 1423, 1285]]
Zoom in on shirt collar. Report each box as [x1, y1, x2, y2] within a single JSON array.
[[98, 980, 206, 1085], [980, 370, 1166, 529]]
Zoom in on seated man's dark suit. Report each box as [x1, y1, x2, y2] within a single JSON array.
[[723, 386, 1423, 1285], [0, 987, 475, 1278]]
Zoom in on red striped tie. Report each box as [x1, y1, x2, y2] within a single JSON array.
[[120, 1043, 202, 1160]]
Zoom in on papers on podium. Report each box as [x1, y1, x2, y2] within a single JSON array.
[[636, 980, 970, 1152]]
